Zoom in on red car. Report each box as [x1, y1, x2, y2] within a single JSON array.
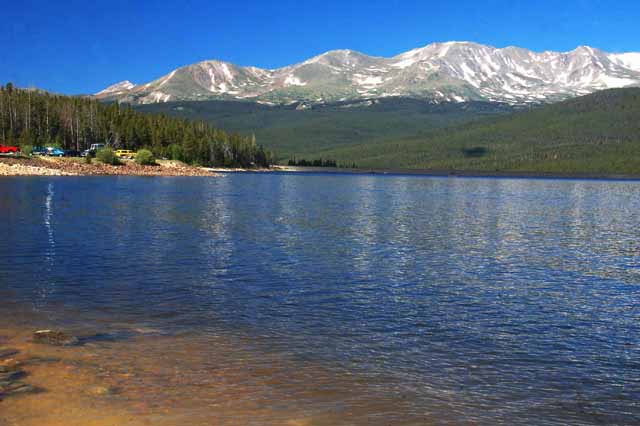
[[0, 145, 20, 154]]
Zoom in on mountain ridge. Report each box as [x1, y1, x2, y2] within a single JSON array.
[[97, 41, 640, 106]]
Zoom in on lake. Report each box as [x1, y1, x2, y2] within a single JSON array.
[[1, 173, 639, 425]]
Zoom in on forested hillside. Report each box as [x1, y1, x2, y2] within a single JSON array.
[[136, 98, 513, 163], [0, 84, 273, 167], [311, 88, 640, 174]]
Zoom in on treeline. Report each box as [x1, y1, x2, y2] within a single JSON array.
[[0, 83, 274, 167], [287, 158, 343, 167]]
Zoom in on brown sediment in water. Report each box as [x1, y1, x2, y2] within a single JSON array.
[[0, 322, 431, 426]]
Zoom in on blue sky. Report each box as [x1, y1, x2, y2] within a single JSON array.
[[2, 0, 639, 94]]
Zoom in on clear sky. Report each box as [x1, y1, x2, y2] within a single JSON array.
[[2, 0, 639, 94]]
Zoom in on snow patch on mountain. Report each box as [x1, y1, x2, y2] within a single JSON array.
[[598, 75, 638, 88], [284, 75, 307, 86], [95, 80, 136, 96], [157, 71, 176, 89], [392, 57, 418, 69], [142, 91, 172, 103], [354, 75, 384, 87], [221, 63, 234, 80], [95, 42, 640, 106], [207, 68, 216, 92], [609, 53, 640, 72]]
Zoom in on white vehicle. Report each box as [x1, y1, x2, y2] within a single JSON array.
[[81, 144, 106, 157]]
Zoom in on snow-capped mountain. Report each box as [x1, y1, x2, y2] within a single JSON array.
[[95, 42, 640, 105], [95, 80, 137, 96]]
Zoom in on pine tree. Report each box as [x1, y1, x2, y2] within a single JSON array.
[[0, 86, 273, 168]]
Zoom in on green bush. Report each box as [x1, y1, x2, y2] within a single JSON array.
[[21, 145, 33, 155], [135, 149, 156, 165], [167, 144, 183, 161], [95, 148, 121, 165], [85, 154, 92, 164]]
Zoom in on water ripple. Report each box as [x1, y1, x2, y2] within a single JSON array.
[[0, 174, 639, 425]]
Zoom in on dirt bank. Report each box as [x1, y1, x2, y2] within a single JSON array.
[[0, 156, 220, 177]]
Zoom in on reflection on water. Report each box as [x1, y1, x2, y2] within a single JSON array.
[[39, 182, 56, 308], [0, 174, 639, 425]]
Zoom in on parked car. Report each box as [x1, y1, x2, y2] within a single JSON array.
[[81, 143, 105, 157], [31, 146, 48, 155], [115, 149, 136, 159], [64, 150, 81, 157], [46, 147, 65, 157], [0, 144, 20, 154]]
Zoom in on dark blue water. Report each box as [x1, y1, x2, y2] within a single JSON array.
[[1, 174, 639, 425]]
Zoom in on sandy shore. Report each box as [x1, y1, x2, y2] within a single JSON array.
[[0, 320, 420, 426], [202, 165, 296, 173], [0, 323, 321, 426], [0, 156, 221, 177]]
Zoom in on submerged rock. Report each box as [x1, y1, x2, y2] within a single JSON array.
[[0, 370, 25, 382], [0, 349, 19, 360], [0, 359, 22, 373], [86, 385, 118, 396], [33, 330, 79, 346], [0, 347, 40, 400], [0, 381, 38, 398], [21, 356, 61, 365], [0, 365, 39, 400]]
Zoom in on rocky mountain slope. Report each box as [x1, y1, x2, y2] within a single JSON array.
[[96, 42, 640, 105]]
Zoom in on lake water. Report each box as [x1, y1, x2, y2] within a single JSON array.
[[1, 173, 639, 425]]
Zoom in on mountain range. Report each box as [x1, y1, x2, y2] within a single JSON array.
[[96, 41, 640, 106]]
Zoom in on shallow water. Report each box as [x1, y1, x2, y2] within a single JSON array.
[[1, 173, 639, 425]]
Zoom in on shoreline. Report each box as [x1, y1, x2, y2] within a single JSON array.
[[222, 165, 640, 181], [0, 314, 412, 426], [0, 156, 220, 177], [3, 155, 640, 181], [0, 321, 310, 426], [171, 162, 640, 181]]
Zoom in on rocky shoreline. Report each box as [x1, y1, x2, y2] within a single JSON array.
[[0, 327, 130, 425], [0, 331, 76, 402], [0, 330, 86, 402], [0, 325, 308, 426], [0, 348, 39, 401], [0, 329, 126, 399], [0, 156, 221, 177]]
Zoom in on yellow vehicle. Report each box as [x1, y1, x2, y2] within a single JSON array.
[[115, 149, 136, 159]]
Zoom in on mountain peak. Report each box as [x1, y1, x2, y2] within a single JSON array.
[[95, 80, 136, 96], [572, 45, 600, 54], [94, 42, 640, 106], [301, 49, 373, 65]]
